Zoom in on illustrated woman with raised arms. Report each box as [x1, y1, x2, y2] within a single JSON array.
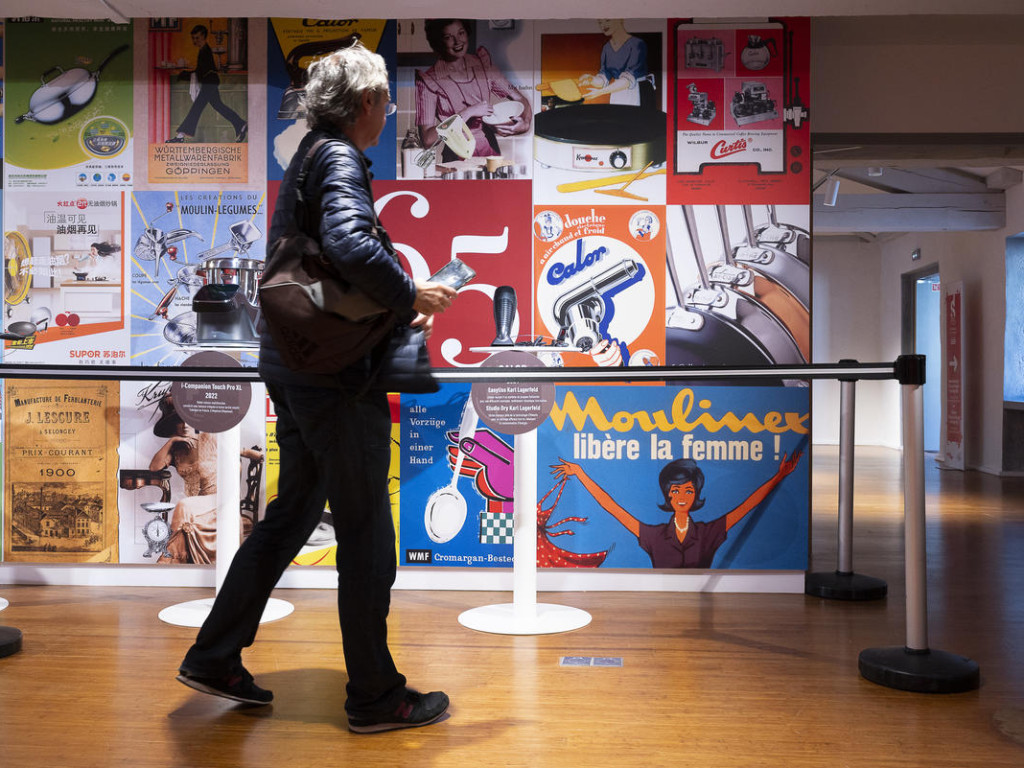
[[551, 452, 802, 568]]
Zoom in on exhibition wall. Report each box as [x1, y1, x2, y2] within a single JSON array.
[[0, 14, 805, 591]]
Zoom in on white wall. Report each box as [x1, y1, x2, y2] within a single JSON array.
[[811, 237, 899, 447]]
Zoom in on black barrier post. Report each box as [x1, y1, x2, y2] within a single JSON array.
[[0, 618, 23, 657], [858, 355, 979, 692], [806, 360, 887, 600]]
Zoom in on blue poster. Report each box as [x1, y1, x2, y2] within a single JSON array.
[[536, 385, 809, 569], [400, 383, 515, 567]]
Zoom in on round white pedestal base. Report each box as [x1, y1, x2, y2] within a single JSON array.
[[158, 597, 294, 628], [0, 597, 9, 612], [458, 603, 591, 635]]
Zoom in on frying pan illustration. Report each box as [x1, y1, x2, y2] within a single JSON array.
[[16, 44, 129, 125]]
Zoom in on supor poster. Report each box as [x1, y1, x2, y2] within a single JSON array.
[[4, 381, 120, 563], [374, 179, 534, 367], [3, 19, 133, 189], [400, 384, 514, 568], [129, 189, 266, 367], [397, 19, 533, 182], [116, 379, 267, 564], [533, 19, 665, 205], [667, 17, 809, 204], [665, 203, 809, 369], [537, 385, 809, 569], [268, 19, 396, 182], [142, 18, 253, 185], [533, 204, 665, 367], [3, 189, 129, 364]]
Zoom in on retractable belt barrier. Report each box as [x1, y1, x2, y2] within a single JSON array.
[[0, 356, 980, 692]]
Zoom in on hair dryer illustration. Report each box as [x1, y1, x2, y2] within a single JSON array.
[[552, 259, 641, 352]]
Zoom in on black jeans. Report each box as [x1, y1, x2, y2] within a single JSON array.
[[181, 381, 407, 716]]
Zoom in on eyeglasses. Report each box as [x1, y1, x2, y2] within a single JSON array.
[[385, 102, 397, 116]]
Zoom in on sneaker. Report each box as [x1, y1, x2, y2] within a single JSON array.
[[165, 135, 187, 143], [176, 667, 273, 706], [347, 689, 449, 734], [235, 122, 248, 142]]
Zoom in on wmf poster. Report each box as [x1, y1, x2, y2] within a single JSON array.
[[116, 379, 268, 564], [4, 381, 120, 563], [537, 385, 809, 569], [533, 204, 665, 366], [3, 19, 133, 189], [268, 19, 395, 183], [400, 384, 515, 568], [129, 189, 266, 367], [3, 189, 129, 364], [374, 179, 534, 367], [143, 18, 252, 185], [396, 18, 533, 182], [533, 19, 665, 205], [667, 17, 810, 204]]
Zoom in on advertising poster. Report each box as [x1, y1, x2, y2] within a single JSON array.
[[665, 203, 809, 369], [4, 381, 120, 563], [3, 19, 133, 189], [533, 19, 665, 205], [116, 379, 268, 564], [533, 204, 665, 367], [268, 19, 396, 183], [2, 189, 129, 364], [400, 384, 514, 568], [289, 393, 403, 567], [942, 282, 965, 470], [374, 179, 534, 367], [537, 384, 809, 569], [129, 189, 266, 367], [396, 19, 533, 182], [144, 18, 252, 185], [667, 17, 809, 204]]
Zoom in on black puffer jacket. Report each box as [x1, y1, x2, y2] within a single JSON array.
[[259, 128, 417, 387]]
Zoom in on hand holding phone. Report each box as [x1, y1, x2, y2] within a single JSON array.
[[428, 258, 476, 290]]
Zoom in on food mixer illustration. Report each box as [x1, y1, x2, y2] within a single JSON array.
[[730, 81, 778, 126], [684, 83, 716, 125], [133, 201, 205, 266]]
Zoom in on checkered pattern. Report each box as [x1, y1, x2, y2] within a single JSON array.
[[479, 511, 513, 545]]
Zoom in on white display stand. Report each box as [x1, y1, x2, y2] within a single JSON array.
[[159, 427, 293, 627], [458, 410, 591, 635], [0, 597, 8, 612]]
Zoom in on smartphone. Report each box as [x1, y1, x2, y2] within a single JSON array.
[[429, 258, 477, 289]]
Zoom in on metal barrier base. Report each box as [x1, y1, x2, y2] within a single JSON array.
[[805, 570, 887, 601], [0, 626, 23, 658], [859, 646, 979, 693]]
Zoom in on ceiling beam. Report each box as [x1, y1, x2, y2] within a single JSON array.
[[813, 133, 1024, 168], [813, 192, 1005, 232]]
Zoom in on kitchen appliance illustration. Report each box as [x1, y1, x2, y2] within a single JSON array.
[[278, 34, 361, 119], [736, 206, 810, 309], [730, 82, 778, 126], [783, 29, 808, 128], [15, 44, 129, 125], [133, 202, 205, 265], [740, 35, 776, 71], [750, 204, 811, 266], [684, 36, 728, 72], [4, 231, 33, 317], [665, 205, 803, 372], [684, 83, 716, 126], [534, 104, 667, 172], [551, 247, 643, 352], [415, 113, 476, 168], [118, 468, 174, 559]]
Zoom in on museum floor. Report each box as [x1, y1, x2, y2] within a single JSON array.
[[1, 446, 1022, 767]]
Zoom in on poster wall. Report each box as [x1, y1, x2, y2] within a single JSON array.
[[0, 16, 812, 577]]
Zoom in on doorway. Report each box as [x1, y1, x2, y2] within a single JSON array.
[[901, 265, 941, 452]]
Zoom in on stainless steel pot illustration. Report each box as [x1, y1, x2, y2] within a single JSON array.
[[737, 207, 810, 308], [16, 44, 129, 125], [665, 206, 803, 373], [133, 202, 204, 263], [192, 254, 264, 346], [750, 205, 810, 264]]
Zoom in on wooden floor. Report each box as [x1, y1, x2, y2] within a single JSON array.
[[1, 446, 1023, 767]]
